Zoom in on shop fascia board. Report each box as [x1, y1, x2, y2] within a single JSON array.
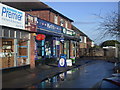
[[63, 34, 80, 41], [2, 26, 36, 33], [37, 28, 62, 35]]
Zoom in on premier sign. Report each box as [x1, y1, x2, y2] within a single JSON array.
[[0, 3, 25, 29]]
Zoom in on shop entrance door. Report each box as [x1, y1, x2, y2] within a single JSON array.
[[45, 41, 51, 58], [17, 39, 29, 66]]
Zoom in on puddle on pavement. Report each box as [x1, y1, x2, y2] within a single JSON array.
[[28, 67, 80, 88], [27, 61, 115, 88]]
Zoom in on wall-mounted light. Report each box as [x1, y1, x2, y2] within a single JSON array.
[[60, 34, 64, 43], [32, 33, 37, 36]]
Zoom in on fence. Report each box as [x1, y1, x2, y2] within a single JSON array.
[[79, 47, 117, 62]]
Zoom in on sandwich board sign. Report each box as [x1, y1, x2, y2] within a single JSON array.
[[58, 54, 66, 67]]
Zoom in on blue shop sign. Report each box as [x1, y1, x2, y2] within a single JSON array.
[[37, 18, 62, 33]]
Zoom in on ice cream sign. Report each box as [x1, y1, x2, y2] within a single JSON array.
[[0, 3, 25, 29]]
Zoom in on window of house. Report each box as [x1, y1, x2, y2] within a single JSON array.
[[84, 36, 87, 43], [65, 21, 68, 28], [80, 36, 83, 42], [54, 15, 58, 24], [60, 19, 64, 26]]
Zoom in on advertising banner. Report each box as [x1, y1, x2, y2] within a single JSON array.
[[0, 3, 25, 29], [37, 18, 62, 33]]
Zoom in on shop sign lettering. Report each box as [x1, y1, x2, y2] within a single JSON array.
[[0, 3, 25, 29], [37, 18, 62, 33]]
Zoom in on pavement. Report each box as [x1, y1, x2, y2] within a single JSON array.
[[2, 59, 115, 88]]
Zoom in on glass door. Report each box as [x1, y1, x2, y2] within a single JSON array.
[[45, 41, 51, 58], [17, 39, 29, 66]]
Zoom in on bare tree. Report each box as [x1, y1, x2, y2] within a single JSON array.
[[95, 11, 120, 40]]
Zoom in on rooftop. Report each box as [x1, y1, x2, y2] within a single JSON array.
[[2, 1, 73, 22]]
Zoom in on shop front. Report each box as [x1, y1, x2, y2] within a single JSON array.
[[0, 27, 30, 69], [62, 28, 80, 59], [35, 18, 62, 64], [0, 3, 32, 69]]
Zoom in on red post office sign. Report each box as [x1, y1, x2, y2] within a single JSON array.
[[36, 34, 46, 40]]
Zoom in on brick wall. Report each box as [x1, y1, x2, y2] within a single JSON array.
[[26, 10, 72, 29], [26, 11, 50, 21], [30, 34, 35, 69], [70, 41, 73, 57], [80, 43, 87, 48], [59, 42, 63, 55]]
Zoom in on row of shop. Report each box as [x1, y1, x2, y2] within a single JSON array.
[[0, 2, 90, 69]]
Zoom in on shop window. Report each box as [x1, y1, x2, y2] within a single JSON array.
[[73, 42, 76, 57], [65, 21, 68, 28], [2, 39, 14, 68], [53, 40, 56, 56], [25, 14, 28, 25], [64, 42, 67, 55], [21, 31, 29, 39], [66, 41, 70, 58], [54, 15, 58, 24], [17, 39, 28, 66], [35, 40, 45, 60], [45, 41, 51, 58], [0, 28, 2, 37], [16, 30, 20, 39], [10, 29, 14, 38], [84, 37, 87, 43], [60, 19, 64, 26], [80, 36, 83, 42], [2, 41, 12, 50], [4, 29, 9, 37]]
